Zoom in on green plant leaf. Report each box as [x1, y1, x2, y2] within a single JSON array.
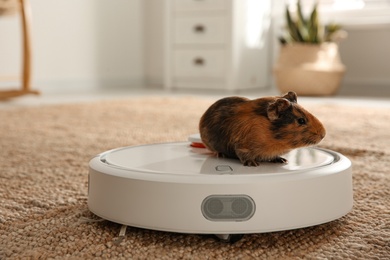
[[297, 0, 307, 26], [286, 5, 304, 42], [296, 0, 309, 41], [308, 4, 319, 43], [281, 0, 341, 44], [278, 36, 288, 45], [325, 23, 342, 41]]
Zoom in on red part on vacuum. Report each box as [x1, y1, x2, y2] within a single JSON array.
[[190, 142, 206, 148]]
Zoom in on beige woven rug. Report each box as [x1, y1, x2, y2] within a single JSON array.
[[0, 97, 389, 259]]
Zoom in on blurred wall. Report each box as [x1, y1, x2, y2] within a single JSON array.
[[0, 0, 144, 89], [339, 26, 390, 94]]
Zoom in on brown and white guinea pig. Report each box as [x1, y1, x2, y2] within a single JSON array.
[[199, 91, 326, 166]]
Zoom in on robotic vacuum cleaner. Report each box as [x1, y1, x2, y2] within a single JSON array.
[[88, 134, 353, 238]]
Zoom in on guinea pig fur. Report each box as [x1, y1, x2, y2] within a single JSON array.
[[199, 91, 326, 166]]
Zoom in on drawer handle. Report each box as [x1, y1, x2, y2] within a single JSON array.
[[193, 57, 205, 66], [193, 25, 205, 33]]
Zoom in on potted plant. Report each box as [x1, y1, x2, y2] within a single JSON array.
[[273, 0, 347, 96]]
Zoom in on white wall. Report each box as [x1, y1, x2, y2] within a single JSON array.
[[93, 0, 144, 87], [0, 0, 144, 89], [339, 26, 390, 93], [0, 10, 21, 80], [143, 0, 165, 87]]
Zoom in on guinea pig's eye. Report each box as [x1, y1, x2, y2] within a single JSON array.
[[297, 118, 307, 125]]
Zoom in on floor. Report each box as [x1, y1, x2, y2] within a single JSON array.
[[1, 85, 390, 109]]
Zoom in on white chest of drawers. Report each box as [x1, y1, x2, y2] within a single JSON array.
[[163, 0, 271, 91]]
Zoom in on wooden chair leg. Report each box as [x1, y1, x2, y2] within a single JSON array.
[[0, 0, 39, 100], [21, 0, 32, 91]]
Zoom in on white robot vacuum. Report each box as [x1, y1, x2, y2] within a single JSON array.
[[88, 134, 353, 241]]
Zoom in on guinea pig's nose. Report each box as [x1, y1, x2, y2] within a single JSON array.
[[319, 129, 326, 139]]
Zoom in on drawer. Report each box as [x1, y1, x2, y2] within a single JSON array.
[[173, 16, 227, 45], [172, 80, 226, 90], [173, 0, 227, 12], [173, 49, 226, 78]]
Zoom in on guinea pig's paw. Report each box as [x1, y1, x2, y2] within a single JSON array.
[[242, 159, 260, 167], [269, 156, 288, 164], [217, 152, 228, 158]]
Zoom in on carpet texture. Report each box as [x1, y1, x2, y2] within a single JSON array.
[[0, 96, 389, 259]]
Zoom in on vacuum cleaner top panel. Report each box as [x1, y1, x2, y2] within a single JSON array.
[[100, 142, 336, 177]]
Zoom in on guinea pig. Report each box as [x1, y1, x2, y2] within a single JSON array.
[[199, 91, 326, 166]]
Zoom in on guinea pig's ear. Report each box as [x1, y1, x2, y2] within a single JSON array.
[[282, 91, 297, 103], [267, 98, 291, 121]]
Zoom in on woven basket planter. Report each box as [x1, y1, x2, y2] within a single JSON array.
[[273, 43, 345, 96]]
